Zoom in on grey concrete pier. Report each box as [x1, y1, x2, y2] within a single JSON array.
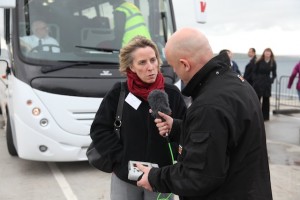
[[0, 112, 300, 200]]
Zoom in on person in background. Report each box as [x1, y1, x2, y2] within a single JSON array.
[[287, 61, 300, 101], [20, 20, 60, 53], [219, 49, 241, 74], [243, 48, 256, 85], [253, 48, 277, 121], [90, 36, 186, 200], [103, 0, 151, 49], [136, 27, 273, 200]]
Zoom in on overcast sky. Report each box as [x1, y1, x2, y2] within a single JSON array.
[[1, 1, 299, 56], [173, 0, 300, 56]]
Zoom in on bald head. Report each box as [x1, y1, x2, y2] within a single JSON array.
[[32, 20, 49, 39], [165, 27, 214, 84]]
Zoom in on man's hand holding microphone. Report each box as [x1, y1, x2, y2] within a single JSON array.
[[154, 111, 173, 137]]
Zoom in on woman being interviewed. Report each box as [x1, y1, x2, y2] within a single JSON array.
[[90, 36, 187, 200]]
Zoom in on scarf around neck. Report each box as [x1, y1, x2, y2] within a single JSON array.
[[126, 69, 164, 101]]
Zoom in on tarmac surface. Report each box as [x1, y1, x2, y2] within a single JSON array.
[[0, 112, 300, 200], [264, 113, 300, 200]]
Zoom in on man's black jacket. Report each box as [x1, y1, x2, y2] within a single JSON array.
[[149, 54, 273, 200]]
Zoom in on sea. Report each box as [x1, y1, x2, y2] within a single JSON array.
[[233, 54, 300, 94], [233, 54, 300, 78]]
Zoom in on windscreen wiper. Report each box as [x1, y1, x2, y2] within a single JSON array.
[[75, 45, 120, 53], [41, 61, 90, 73]]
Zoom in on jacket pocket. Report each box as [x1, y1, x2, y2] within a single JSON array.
[[185, 132, 210, 170]]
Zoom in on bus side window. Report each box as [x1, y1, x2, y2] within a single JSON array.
[[48, 24, 60, 43], [19, 22, 59, 40], [19, 22, 32, 37], [81, 16, 113, 47], [91, 16, 110, 29]]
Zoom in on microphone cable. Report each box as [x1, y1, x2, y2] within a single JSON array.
[[165, 133, 175, 164], [156, 132, 175, 200]]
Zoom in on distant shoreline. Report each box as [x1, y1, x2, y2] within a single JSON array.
[[214, 53, 300, 60]]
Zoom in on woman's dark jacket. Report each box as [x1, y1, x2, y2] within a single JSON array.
[[253, 59, 277, 97], [148, 54, 273, 200], [243, 56, 256, 85], [90, 82, 187, 184]]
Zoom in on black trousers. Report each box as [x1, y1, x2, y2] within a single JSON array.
[[258, 96, 270, 120]]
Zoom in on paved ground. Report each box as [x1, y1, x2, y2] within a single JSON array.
[[1, 112, 300, 200], [177, 112, 300, 200], [265, 113, 300, 200]]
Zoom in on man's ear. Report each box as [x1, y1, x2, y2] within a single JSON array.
[[179, 59, 190, 71]]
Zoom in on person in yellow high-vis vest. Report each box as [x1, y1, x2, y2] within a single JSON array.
[[109, 0, 151, 49]]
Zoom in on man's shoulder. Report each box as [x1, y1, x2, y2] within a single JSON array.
[[232, 60, 239, 67], [46, 36, 59, 44], [20, 35, 35, 41], [164, 83, 181, 94]]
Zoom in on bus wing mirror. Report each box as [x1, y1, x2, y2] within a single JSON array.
[[6, 65, 11, 76], [0, 59, 10, 78], [0, 0, 16, 8]]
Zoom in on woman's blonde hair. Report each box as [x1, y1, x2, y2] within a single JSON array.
[[119, 36, 162, 75]]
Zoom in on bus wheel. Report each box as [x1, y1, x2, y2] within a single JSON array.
[[6, 113, 18, 156]]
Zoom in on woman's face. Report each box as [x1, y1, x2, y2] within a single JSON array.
[[248, 49, 255, 57], [264, 50, 272, 58], [130, 46, 159, 84]]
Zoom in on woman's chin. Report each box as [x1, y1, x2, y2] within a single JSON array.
[[144, 80, 155, 84], [142, 77, 156, 84]]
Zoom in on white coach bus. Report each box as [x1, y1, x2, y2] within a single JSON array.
[[0, 0, 180, 161]]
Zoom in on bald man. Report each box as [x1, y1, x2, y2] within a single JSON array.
[[20, 20, 60, 53], [136, 28, 272, 200]]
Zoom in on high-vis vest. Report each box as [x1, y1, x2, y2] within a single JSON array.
[[116, 2, 151, 46]]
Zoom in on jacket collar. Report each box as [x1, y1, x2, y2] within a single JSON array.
[[182, 53, 230, 98], [250, 55, 257, 63]]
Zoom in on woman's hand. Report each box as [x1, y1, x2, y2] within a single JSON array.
[[136, 163, 153, 191]]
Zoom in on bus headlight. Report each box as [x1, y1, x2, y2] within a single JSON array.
[[40, 118, 49, 127], [32, 107, 41, 116]]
